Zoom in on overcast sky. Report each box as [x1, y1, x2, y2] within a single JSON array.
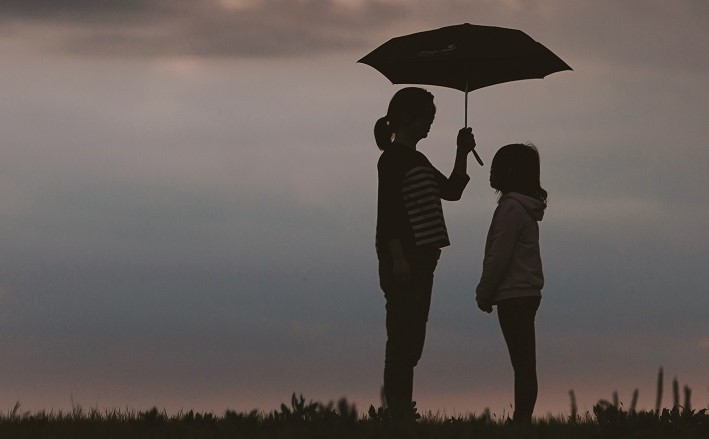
[[1, 0, 708, 417]]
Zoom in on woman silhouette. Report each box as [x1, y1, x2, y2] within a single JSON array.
[[475, 143, 547, 423], [374, 87, 476, 420]]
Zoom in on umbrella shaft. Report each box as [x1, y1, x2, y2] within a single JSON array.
[[465, 81, 468, 128]]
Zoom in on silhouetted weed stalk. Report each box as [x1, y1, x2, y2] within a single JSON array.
[[2, 368, 707, 438]]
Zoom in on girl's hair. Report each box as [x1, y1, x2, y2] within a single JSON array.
[[374, 87, 435, 150], [490, 143, 548, 205]]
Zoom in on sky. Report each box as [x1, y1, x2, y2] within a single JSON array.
[[1, 0, 708, 417]]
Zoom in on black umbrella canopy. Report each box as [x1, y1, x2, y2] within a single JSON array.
[[358, 23, 572, 93]]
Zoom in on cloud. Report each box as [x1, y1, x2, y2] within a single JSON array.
[[0, 0, 405, 58], [3, 0, 707, 74], [0, 0, 165, 21]]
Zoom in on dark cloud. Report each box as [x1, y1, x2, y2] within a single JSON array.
[[4, 0, 707, 71], [0, 0, 164, 19], [0, 0, 405, 58]]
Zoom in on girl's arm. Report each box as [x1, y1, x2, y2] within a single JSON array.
[[476, 202, 524, 306]]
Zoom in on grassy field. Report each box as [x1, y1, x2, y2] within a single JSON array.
[[1, 393, 707, 439], [2, 369, 706, 438]]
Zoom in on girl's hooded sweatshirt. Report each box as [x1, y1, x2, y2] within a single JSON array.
[[476, 192, 545, 304]]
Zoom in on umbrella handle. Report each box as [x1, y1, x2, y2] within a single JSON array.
[[472, 149, 484, 166], [465, 85, 484, 166]]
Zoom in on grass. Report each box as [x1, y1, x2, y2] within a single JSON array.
[[1, 369, 707, 438]]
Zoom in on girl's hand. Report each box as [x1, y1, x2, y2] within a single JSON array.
[[392, 256, 412, 285], [477, 297, 493, 313], [457, 128, 476, 153]]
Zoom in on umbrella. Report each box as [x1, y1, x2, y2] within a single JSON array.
[[358, 23, 572, 165]]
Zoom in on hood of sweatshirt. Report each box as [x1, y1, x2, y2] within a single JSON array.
[[503, 192, 546, 221]]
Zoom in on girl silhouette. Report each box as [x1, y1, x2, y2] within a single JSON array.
[[475, 143, 547, 423]]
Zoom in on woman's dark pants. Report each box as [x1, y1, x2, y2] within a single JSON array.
[[378, 247, 439, 418], [497, 296, 542, 423]]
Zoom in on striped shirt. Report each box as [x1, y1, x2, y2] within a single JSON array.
[[402, 166, 450, 248], [376, 143, 470, 254]]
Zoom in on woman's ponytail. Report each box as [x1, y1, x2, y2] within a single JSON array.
[[374, 116, 393, 151]]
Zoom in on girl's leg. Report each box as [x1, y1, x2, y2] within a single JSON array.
[[497, 296, 541, 423]]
